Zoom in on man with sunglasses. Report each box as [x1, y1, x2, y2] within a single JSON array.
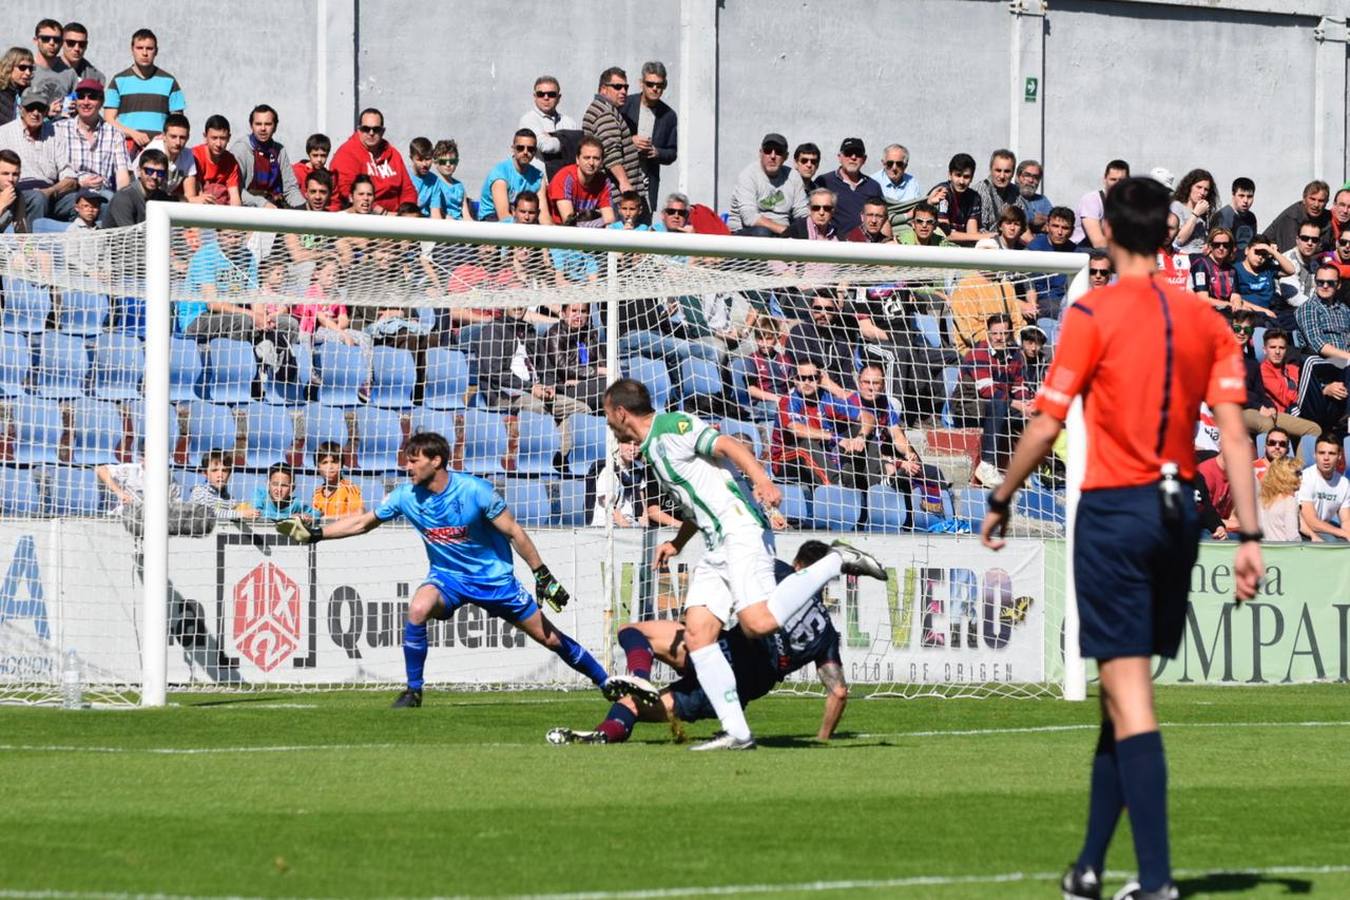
[[326, 107, 416, 214], [1253, 426, 1292, 481], [478, 128, 550, 224], [0, 81, 73, 223], [518, 75, 577, 176], [583, 67, 646, 206], [786, 187, 841, 241], [103, 148, 170, 228], [728, 132, 807, 237], [1294, 264, 1350, 433], [1278, 223, 1327, 307], [29, 19, 65, 111], [815, 137, 883, 236], [1323, 229, 1350, 288], [621, 61, 677, 214], [1263, 180, 1332, 253], [49, 79, 128, 221], [33, 22, 106, 112], [793, 143, 821, 192], [894, 201, 952, 247]]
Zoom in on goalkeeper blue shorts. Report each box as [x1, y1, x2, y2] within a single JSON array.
[[1073, 484, 1200, 661], [422, 569, 539, 623]]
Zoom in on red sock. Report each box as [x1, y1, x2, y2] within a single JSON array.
[[596, 703, 637, 743]]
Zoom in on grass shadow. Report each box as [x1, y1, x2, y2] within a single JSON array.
[[1176, 873, 1312, 896]]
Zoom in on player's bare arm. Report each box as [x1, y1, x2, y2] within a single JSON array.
[[816, 661, 848, 740], [277, 510, 381, 543], [653, 519, 699, 571], [1212, 401, 1264, 602], [711, 433, 782, 508]]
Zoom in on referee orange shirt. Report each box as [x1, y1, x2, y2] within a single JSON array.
[[1034, 274, 1246, 491]]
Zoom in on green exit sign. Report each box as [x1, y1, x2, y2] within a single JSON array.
[[1024, 77, 1039, 103]]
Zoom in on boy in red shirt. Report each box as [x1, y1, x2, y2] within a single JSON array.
[[184, 114, 241, 206]]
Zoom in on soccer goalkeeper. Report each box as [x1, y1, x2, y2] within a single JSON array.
[[275, 431, 656, 709]]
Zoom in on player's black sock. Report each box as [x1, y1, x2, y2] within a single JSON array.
[[1077, 719, 1123, 873], [596, 703, 637, 743], [1116, 730, 1170, 892], [617, 627, 654, 678], [402, 621, 428, 690]]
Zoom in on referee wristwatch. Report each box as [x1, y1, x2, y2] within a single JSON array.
[[986, 492, 1011, 514], [1236, 530, 1263, 544]]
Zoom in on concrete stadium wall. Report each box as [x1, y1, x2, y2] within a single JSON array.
[[7, 0, 1346, 223]]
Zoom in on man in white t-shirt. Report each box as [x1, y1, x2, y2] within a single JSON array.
[[136, 112, 193, 197], [1298, 434, 1350, 541], [1072, 159, 1130, 248]]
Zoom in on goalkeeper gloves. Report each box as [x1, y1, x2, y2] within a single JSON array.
[[276, 516, 323, 544], [533, 563, 570, 613]]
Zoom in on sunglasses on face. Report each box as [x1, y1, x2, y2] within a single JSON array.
[[534, 90, 559, 99], [811, 204, 834, 212], [811, 305, 834, 312], [64, 39, 87, 48], [1267, 440, 1289, 447], [1316, 278, 1340, 287], [644, 81, 666, 90], [359, 125, 385, 135], [607, 82, 628, 91], [141, 167, 166, 178], [761, 146, 786, 157], [36, 34, 61, 43], [663, 208, 687, 217], [884, 160, 907, 169], [797, 157, 819, 166], [74, 90, 99, 100], [841, 151, 864, 159], [1089, 268, 1111, 276], [514, 144, 536, 154], [796, 374, 819, 381], [1339, 240, 1350, 248], [15, 64, 34, 72], [435, 157, 458, 165], [1232, 323, 1255, 335], [912, 217, 937, 227], [1211, 241, 1232, 249], [1298, 234, 1320, 242]]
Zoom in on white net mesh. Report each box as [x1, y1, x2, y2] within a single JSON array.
[[0, 217, 1074, 704]]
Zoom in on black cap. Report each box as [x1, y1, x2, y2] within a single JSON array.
[[74, 188, 109, 204], [839, 137, 866, 156], [760, 132, 788, 153]]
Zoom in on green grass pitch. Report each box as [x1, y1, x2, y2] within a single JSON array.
[[1, 684, 1347, 898]]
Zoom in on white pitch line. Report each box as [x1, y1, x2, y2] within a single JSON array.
[[856, 720, 1350, 739], [2, 865, 1349, 900]]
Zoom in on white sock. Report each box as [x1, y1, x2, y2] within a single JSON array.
[[766, 552, 843, 627], [688, 643, 751, 740]]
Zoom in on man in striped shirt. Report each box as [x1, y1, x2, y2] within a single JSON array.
[[1294, 263, 1350, 433], [103, 29, 185, 152], [582, 68, 646, 211]]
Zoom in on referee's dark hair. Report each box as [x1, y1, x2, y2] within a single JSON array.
[[603, 378, 655, 415], [1104, 177, 1171, 256], [405, 431, 451, 469]]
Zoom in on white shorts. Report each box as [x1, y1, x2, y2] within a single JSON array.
[[685, 527, 777, 625]]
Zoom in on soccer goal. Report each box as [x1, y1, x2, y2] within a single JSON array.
[[0, 204, 1089, 706]]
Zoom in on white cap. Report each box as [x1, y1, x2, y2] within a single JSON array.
[[1150, 167, 1176, 190], [974, 238, 1000, 250]]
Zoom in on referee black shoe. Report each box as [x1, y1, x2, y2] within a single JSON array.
[[1061, 863, 1101, 900], [391, 688, 423, 708], [1111, 880, 1178, 900]]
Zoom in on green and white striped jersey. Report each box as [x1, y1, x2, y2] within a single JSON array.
[[638, 411, 768, 549]]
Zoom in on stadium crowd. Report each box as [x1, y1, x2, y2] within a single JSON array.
[[2, 19, 1350, 540]]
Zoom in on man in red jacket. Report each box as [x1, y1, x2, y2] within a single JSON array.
[[1252, 327, 1320, 448], [327, 108, 416, 213]]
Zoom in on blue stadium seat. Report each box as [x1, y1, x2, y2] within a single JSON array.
[[1253, 327, 1267, 363], [778, 482, 810, 527], [57, 290, 110, 337], [112, 295, 146, 338], [409, 407, 458, 446], [460, 408, 508, 475], [354, 406, 404, 472], [1017, 488, 1064, 523], [304, 403, 349, 455], [185, 400, 238, 460], [12, 398, 63, 464], [170, 337, 203, 402], [203, 338, 256, 405], [954, 487, 988, 523], [717, 418, 763, 459], [678, 356, 721, 406], [70, 399, 123, 465], [34, 332, 88, 400], [422, 348, 470, 410], [0, 331, 29, 397], [865, 484, 908, 533], [625, 355, 671, 411], [515, 411, 561, 475], [1, 278, 51, 335], [503, 478, 552, 527], [727, 355, 754, 409], [92, 333, 143, 401], [315, 341, 367, 407], [45, 466, 107, 516], [555, 477, 589, 526], [565, 413, 607, 476], [263, 340, 312, 406], [368, 346, 416, 410], [812, 485, 863, 530], [349, 475, 388, 508], [172, 470, 205, 497], [914, 313, 942, 349], [243, 402, 295, 469], [0, 467, 40, 516], [910, 485, 955, 531], [231, 472, 266, 507]]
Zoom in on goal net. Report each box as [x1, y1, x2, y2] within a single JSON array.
[[0, 206, 1087, 706]]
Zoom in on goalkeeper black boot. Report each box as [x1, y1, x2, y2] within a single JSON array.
[[1111, 880, 1178, 900], [391, 688, 422, 708], [829, 540, 886, 581], [1061, 863, 1102, 900]]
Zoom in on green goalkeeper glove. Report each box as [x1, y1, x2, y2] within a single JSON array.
[[276, 516, 322, 544], [533, 563, 570, 613]]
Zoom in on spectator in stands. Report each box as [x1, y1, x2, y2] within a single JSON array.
[[474, 302, 589, 427], [183, 114, 241, 206], [1169, 168, 1215, 254], [1294, 263, 1350, 433], [180, 228, 259, 339], [139, 112, 192, 198], [1249, 327, 1320, 446], [1258, 457, 1304, 541], [974, 149, 1024, 233], [67, 186, 104, 229], [991, 204, 1028, 250], [948, 259, 1025, 355], [1072, 158, 1129, 248], [770, 361, 872, 489], [96, 456, 183, 517], [1329, 188, 1350, 246], [727, 132, 807, 236], [34, 22, 105, 109], [1254, 426, 1292, 480], [0, 82, 71, 222], [537, 301, 608, 412], [103, 29, 185, 150], [311, 442, 363, 520], [871, 144, 917, 207], [1197, 451, 1239, 535], [1234, 234, 1296, 329], [520, 75, 577, 176], [1299, 434, 1350, 541], [852, 281, 954, 424], [0, 47, 36, 127], [407, 137, 452, 219], [189, 451, 254, 521], [785, 288, 857, 399], [1264, 180, 1331, 252], [1190, 227, 1237, 311], [1323, 229, 1350, 291], [953, 313, 1029, 488], [48, 79, 128, 221], [327, 107, 416, 213], [609, 190, 647, 231], [1027, 206, 1077, 321], [245, 464, 318, 522], [622, 61, 677, 213], [0, 148, 29, 233], [250, 254, 302, 381], [793, 142, 820, 193], [300, 253, 369, 351], [102, 147, 167, 227], [548, 136, 614, 225], [1086, 251, 1114, 289], [28, 20, 64, 115], [1156, 211, 1193, 290], [932, 152, 984, 246], [281, 169, 332, 267], [744, 324, 793, 422], [1210, 177, 1257, 251], [1019, 324, 1050, 395], [786, 187, 840, 240], [894, 201, 951, 246], [230, 104, 303, 210], [845, 196, 889, 243], [816, 137, 883, 236], [851, 362, 924, 486], [478, 128, 550, 224], [1016, 159, 1051, 233], [293, 133, 329, 193], [583, 67, 646, 205], [431, 139, 471, 220], [653, 191, 694, 234]]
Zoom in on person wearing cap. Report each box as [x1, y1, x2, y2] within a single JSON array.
[[0, 81, 74, 222], [727, 132, 808, 237], [815, 137, 883, 235], [50, 78, 129, 221]]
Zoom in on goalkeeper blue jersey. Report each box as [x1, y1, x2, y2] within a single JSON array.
[[375, 474, 515, 588]]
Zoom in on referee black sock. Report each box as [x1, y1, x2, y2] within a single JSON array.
[[1076, 719, 1123, 874], [1116, 730, 1171, 892]]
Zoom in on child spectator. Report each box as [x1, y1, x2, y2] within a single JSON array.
[[310, 441, 363, 519], [744, 324, 792, 422], [184, 114, 242, 206], [298, 255, 364, 347], [188, 451, 256, 520], [244, 463, 317, 521], [607, 191, 649, 231], [408, 137, 455, 219], [432, 139, 471, 221], [292, 132, 330, 193]]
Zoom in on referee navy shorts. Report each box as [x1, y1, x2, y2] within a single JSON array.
[[422, 570, 539, 623], [1074, 483, 1200, 661]]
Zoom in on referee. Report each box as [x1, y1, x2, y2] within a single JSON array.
[[980, 177, 1263, 900]]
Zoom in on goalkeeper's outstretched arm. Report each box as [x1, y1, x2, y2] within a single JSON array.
[[279, 510, 382, 543]]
